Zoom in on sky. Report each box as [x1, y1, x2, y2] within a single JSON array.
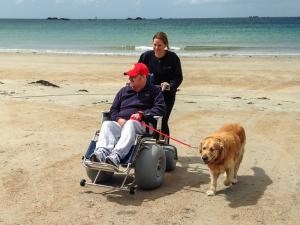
[[0, 0, 299, 19]]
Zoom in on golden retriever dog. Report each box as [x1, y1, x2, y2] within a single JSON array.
[[199, 124, 246, 196]]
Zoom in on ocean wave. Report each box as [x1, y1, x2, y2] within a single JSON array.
[[1, 48, 300, 57], [101, 45, 136, 50], [135, 46, 152, 51], [135, 46, 181, 51], [184, 46, 241, 51], [0, 48, 140, 56]]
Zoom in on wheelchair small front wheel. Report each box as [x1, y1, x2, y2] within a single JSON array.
[[80, 179, 86, 187], [129, 186, 136, 195]]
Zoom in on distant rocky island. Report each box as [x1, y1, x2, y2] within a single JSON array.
[[46, 17, 70, 21], [126, 17, 163, 20], [126, 17, 144, 20]]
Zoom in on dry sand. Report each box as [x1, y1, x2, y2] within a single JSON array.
[[0, 53, 300, 225]]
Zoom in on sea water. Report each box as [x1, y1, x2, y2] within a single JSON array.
[[0, 17, 300, 56]]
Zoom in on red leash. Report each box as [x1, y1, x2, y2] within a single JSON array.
[[131, 118, 194, 148]]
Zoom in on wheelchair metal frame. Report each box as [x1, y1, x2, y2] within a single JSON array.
[[80, 112, 166, 194]]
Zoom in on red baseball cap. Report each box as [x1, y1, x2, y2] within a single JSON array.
[[124, 63, 149, 77]]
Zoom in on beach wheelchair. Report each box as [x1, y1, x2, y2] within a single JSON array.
[[80, 111, 177, 194]]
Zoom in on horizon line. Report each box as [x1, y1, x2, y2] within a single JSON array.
[[0, 16, 299, 20]]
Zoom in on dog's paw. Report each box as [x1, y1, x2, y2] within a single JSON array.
[[223, 180, 232, 186], [206, 190, 216, 196], [232, 178, 238, 184]]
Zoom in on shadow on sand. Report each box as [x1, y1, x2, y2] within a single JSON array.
[[83, 156, 210, 205], [82, 160, 271, 208], [217, 166, 273, 208]]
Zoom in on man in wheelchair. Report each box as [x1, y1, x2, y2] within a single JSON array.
[[90, 63, 166, 167]]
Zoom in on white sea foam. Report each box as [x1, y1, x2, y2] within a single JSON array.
[[135, 46, 152, 51], [1, 48, 300, 57], [170, 46, 181, 51], [135, 46, 181, 51]]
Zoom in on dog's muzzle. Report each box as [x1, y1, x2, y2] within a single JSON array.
[[202, 156, 209, 164], [202, 155, 214, 164]]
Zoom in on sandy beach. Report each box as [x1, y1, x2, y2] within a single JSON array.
[[1, 52, 300, 224]]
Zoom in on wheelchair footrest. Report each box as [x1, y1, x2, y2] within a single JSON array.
[[83, 160, 127, 173]]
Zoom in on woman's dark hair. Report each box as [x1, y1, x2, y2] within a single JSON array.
[[152, 32, 170, 50]]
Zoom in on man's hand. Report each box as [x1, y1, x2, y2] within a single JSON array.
[[161, 82, 170, 91], [130, 112, 143, 121], [117, 118, 127, 127]]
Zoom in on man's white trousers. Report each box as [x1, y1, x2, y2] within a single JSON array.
[[95, 120, 146, 159]]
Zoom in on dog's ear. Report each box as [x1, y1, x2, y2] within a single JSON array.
[[200, 137, 210, 153], [199, 141, 203, 154]]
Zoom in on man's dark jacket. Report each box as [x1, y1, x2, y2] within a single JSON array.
[[110, 80, 166, 121]]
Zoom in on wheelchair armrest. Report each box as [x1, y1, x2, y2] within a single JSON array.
[[101, 111, 111, 123], [100, 111, 162, 131], [153, 116, 162, 131]]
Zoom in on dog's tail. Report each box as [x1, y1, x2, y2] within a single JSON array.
[[236, 125, 246, 146]]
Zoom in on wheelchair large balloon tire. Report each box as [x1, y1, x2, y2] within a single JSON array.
[[164, 145, 177, 171], [135, 143, 166, 190]]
